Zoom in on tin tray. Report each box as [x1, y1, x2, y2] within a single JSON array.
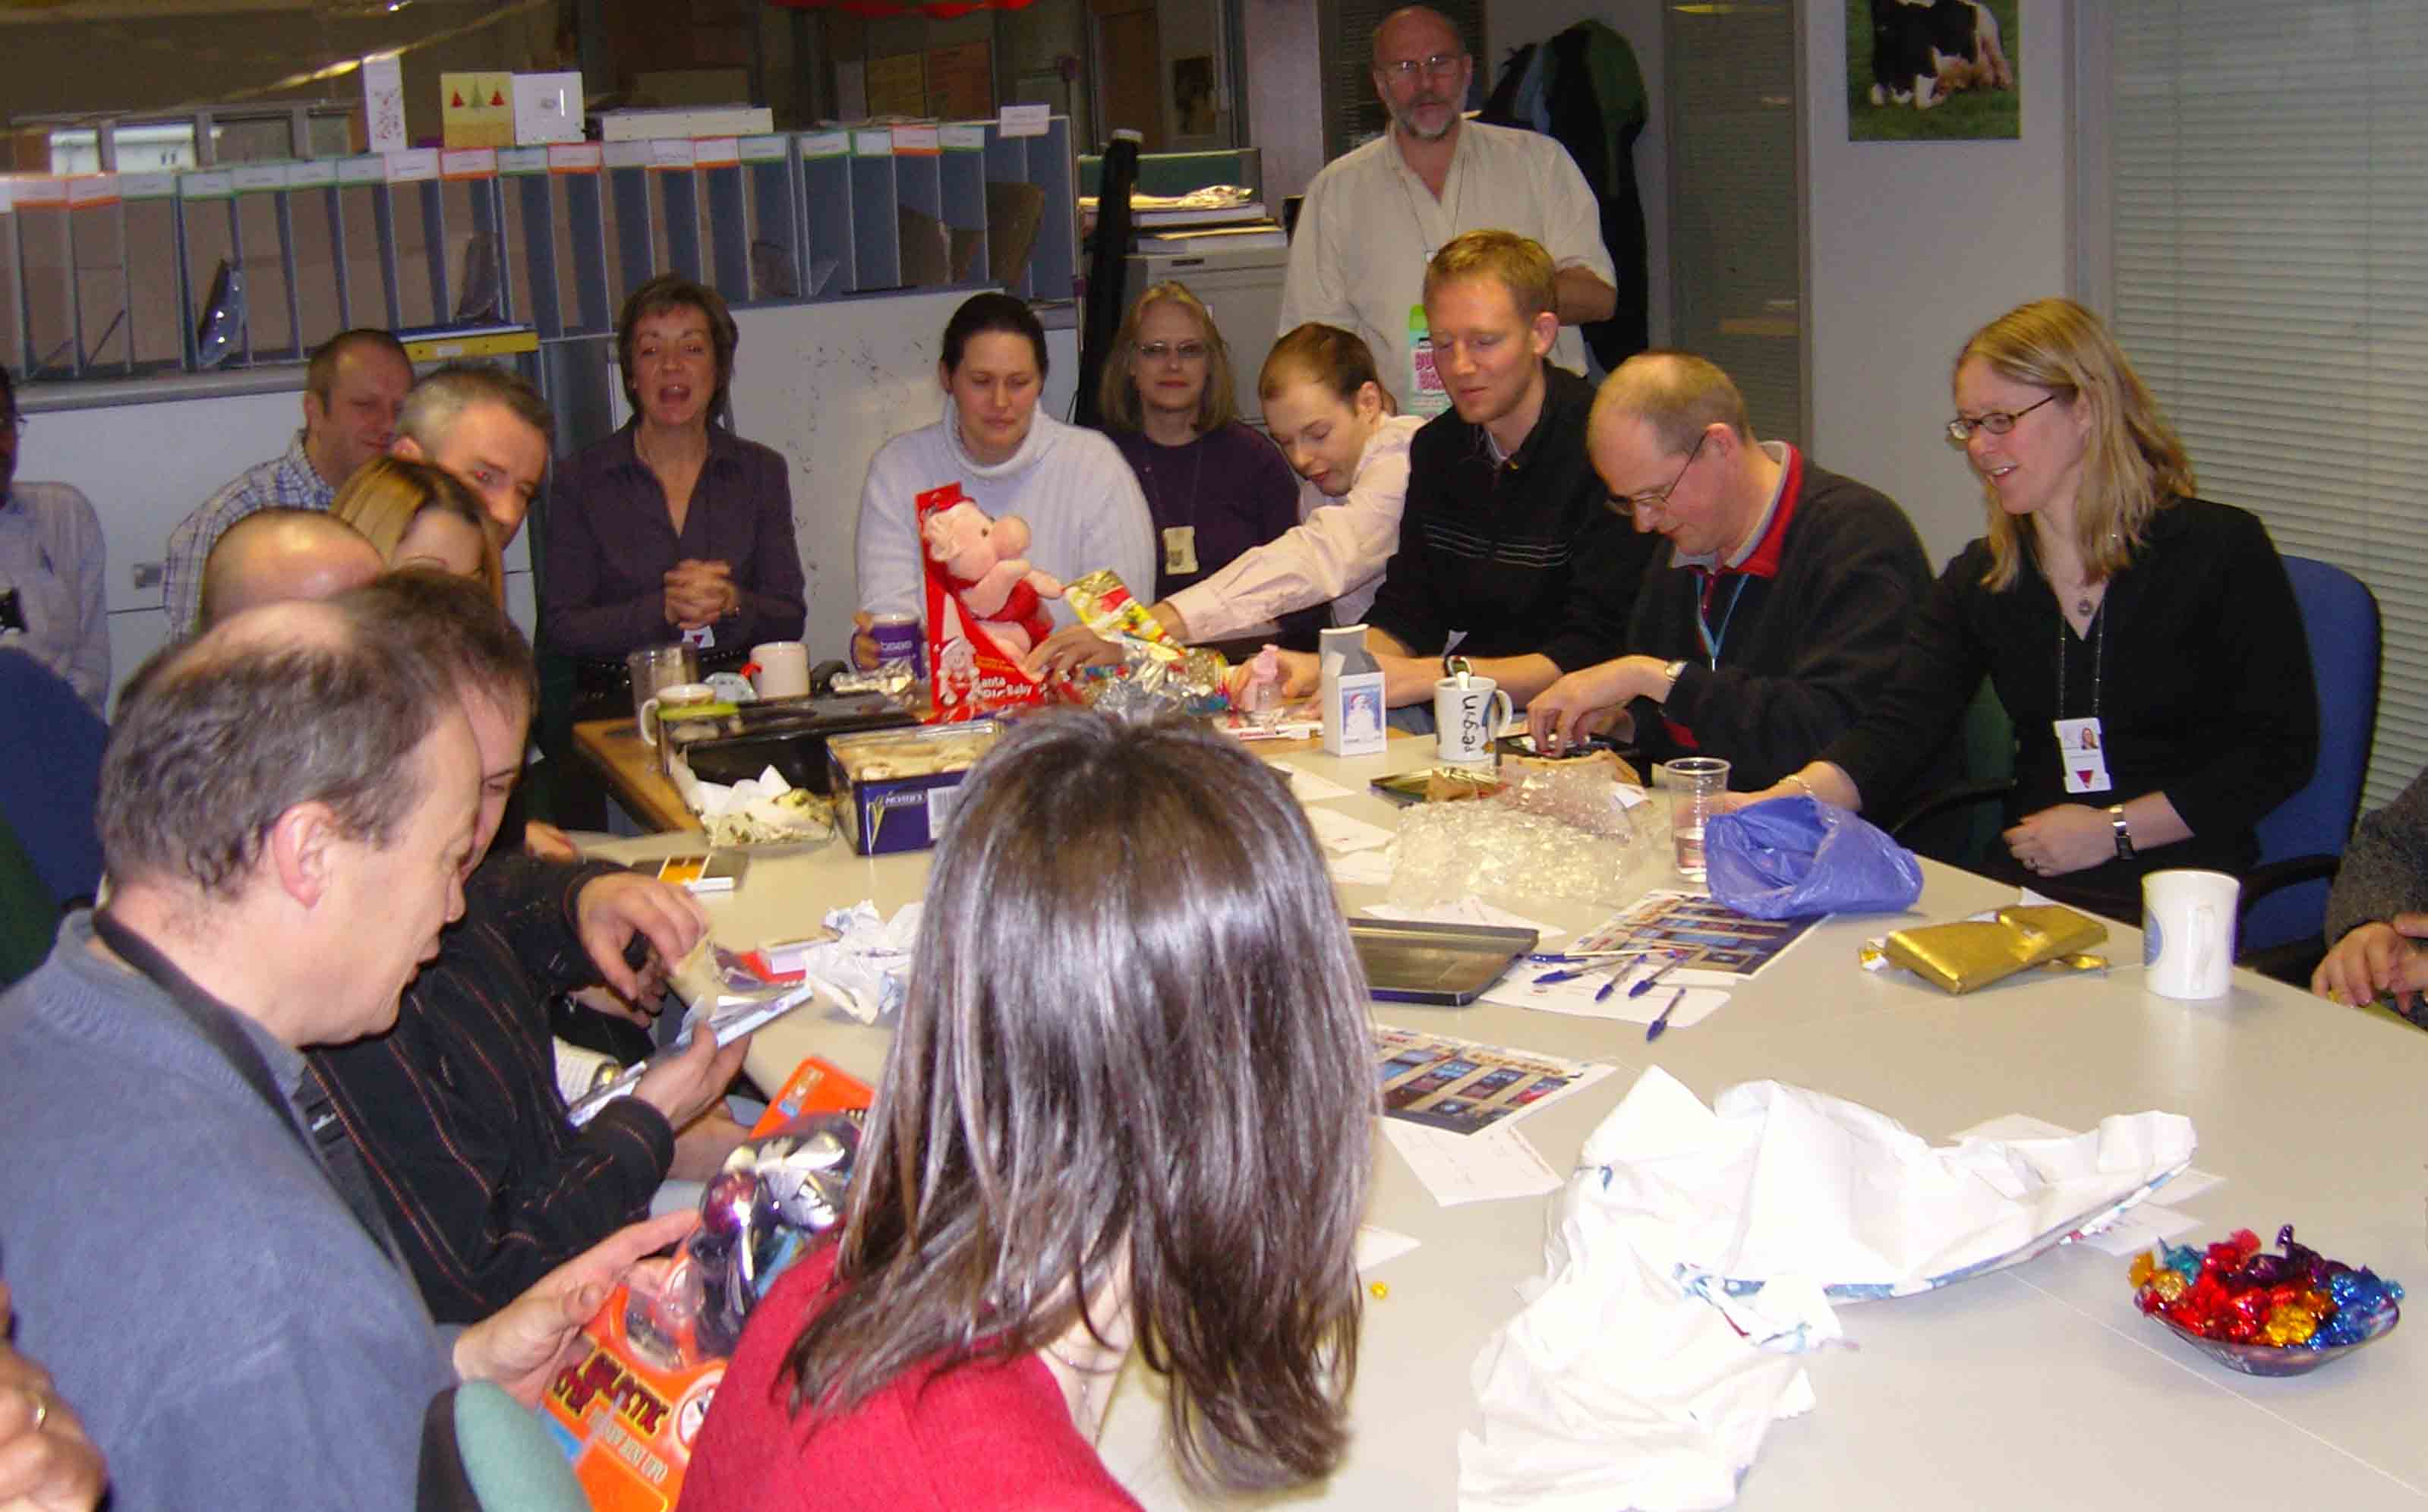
[[1351, 918, 1540, 1006]]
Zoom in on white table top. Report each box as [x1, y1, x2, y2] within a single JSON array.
[[591, 741, 2428, 1510]]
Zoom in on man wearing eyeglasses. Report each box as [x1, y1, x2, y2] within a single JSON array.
[[1527, 352, 1930, 792], [0, 365, 109, 714], [1279, 5, 1616, 421]]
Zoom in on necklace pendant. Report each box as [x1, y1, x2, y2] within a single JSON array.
[[2075, 597, 2092, 616]]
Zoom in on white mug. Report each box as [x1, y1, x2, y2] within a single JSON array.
[[1434, 675, 1513, 765], [2143, 868, 2239, 1000], [752, 640, 812, 699], [639, 682, 717, 748]]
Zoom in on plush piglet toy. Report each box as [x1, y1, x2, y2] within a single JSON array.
[[920, 499, 1064, 658]]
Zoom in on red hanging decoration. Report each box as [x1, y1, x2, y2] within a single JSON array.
[[767, 0, 1036, 17]]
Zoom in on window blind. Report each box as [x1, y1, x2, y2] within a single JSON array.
[[2108, 0, 2428, 811]]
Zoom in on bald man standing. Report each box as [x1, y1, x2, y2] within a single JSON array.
[[195, 508, 384, 630], [1279, 5, 1616, 420]]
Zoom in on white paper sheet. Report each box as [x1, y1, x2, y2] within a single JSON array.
[[1366, 897, 1565, 940], [1383, 1119, 1562, 1207], [1329, 849, 1394, 887], [1270, 761, 1354, 802], [1490, 976, 1731, 1029], [1356, 1224, 1421, 1271], [1306, 806, 1395, 853], [2077, 1203, 2203, 1257]]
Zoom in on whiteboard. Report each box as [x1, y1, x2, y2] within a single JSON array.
[[724, 293, 1080, 667]]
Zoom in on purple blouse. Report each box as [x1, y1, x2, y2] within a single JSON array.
[[541, 424, 808, 661]]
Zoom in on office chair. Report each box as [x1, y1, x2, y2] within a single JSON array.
[[2236, 556, 2380, 981]]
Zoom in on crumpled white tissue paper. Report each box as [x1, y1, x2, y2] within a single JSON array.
[[670, 762, 832, 847], [1458, 1066, 2195, 1510], [793, 901, 919, 1023]]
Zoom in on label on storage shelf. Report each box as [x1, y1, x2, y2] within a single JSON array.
[[601, 140, 651, 169], [285, 159, 337, 189], [384, 148, 440, 184], [800, 131, 849, 159], [67, 175, 120, 209], [338, 156, 386, 185], [232, 165, 289, 195], [497, 147, 548, 176], [693, 137, 739, 167], [739, 134, 787, 162], [890, 124, 940, 155], [120, 172, 177, 200], [941, 124, 986, 152], [440, 148, 497, 180], [999, 103, 1049, 139], [178, 172, 232, 202], [548, 143, 603, 174], [648, 138, 695, 169], [853, 129, 893, 159]]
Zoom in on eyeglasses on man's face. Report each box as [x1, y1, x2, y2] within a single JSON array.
[[1946, 392, 2057, 443], [1380, 52, 1465, 80], [1136, 341, 1209, 364], [1608, 429, 1710, 518]]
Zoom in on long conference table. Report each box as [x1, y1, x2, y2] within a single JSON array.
[[591, 735, 2428, 1510]]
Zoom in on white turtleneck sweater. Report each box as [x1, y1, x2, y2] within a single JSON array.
[[854, 401, 1156, 628]]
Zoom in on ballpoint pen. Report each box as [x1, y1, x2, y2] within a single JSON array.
[[1627, 952, 1687, 999], [1592, 953, 1654, 1003], [1534, 950, 1654, 985], [1644, 986, 1688, 1042]]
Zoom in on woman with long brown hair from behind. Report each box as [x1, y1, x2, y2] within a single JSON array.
[[681, 710, 1377, 1508]]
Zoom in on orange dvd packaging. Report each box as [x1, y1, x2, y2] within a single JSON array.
[[539, 1057, 872, 1508]]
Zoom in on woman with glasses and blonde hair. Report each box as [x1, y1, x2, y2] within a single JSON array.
[[1096, 282, 1313, 649], [680, 710, 1376, 1510], [1734, 296, 2316, 920], [330, 454, 503, 604]]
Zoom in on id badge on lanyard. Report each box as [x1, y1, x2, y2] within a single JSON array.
[[1407, 304, 1451, 419], [2054, 716, 2111, 794]]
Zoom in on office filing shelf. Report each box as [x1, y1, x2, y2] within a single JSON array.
[[3, 115, 1076, 379]]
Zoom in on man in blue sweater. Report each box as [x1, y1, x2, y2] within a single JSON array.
[[0, 595, 692, 1510]]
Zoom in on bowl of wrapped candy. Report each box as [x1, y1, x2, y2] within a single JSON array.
[[2129, 1225, 2403, 1378]]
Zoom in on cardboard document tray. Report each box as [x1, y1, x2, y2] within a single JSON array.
[[1350, 918, 1540, 1006]]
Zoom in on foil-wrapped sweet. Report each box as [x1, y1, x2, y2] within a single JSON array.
[[624, 1111, 862, 1366]]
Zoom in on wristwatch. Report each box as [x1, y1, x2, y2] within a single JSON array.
[[1660, 659, 1689, 703], [2108, 805, 2136, 860]]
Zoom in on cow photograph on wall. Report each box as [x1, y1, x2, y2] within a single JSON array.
[[1849, 0, 2020, 141]]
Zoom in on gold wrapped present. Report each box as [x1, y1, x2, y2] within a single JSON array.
[[1881, 904, 2110, 994]]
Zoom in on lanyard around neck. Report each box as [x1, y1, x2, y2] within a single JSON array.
[[89, 909, 398, 1262], [1695, 572, 1752, 668]]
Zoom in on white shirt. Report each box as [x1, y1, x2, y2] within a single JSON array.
[[1278, 119, 1615, 416], [1165, 414, 1425, 642], [855, 402, 1157, 630]]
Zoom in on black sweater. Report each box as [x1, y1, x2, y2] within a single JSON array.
[[1624, 452, 1932, 791], [1825, 496, 2317, 907], [1368, 364, 1656, 672], [310, 852, 673, 1323]]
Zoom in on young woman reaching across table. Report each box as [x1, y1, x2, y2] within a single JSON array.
[[679, 710, 1376, 1510], [1033, 323, 1426, 676], [1730, 297, 2316, 921]]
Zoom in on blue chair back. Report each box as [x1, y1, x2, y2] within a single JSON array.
[[2246, 557, 2379, 952], [0, 650, 106, 908]]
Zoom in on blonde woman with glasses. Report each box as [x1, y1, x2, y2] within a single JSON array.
[[1733, 297, 2316, 921]]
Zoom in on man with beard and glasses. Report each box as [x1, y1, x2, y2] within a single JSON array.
[[1279, 5, 1616, 423]]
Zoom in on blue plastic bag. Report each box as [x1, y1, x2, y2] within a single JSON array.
[[1703, 795, 1922, 918]]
